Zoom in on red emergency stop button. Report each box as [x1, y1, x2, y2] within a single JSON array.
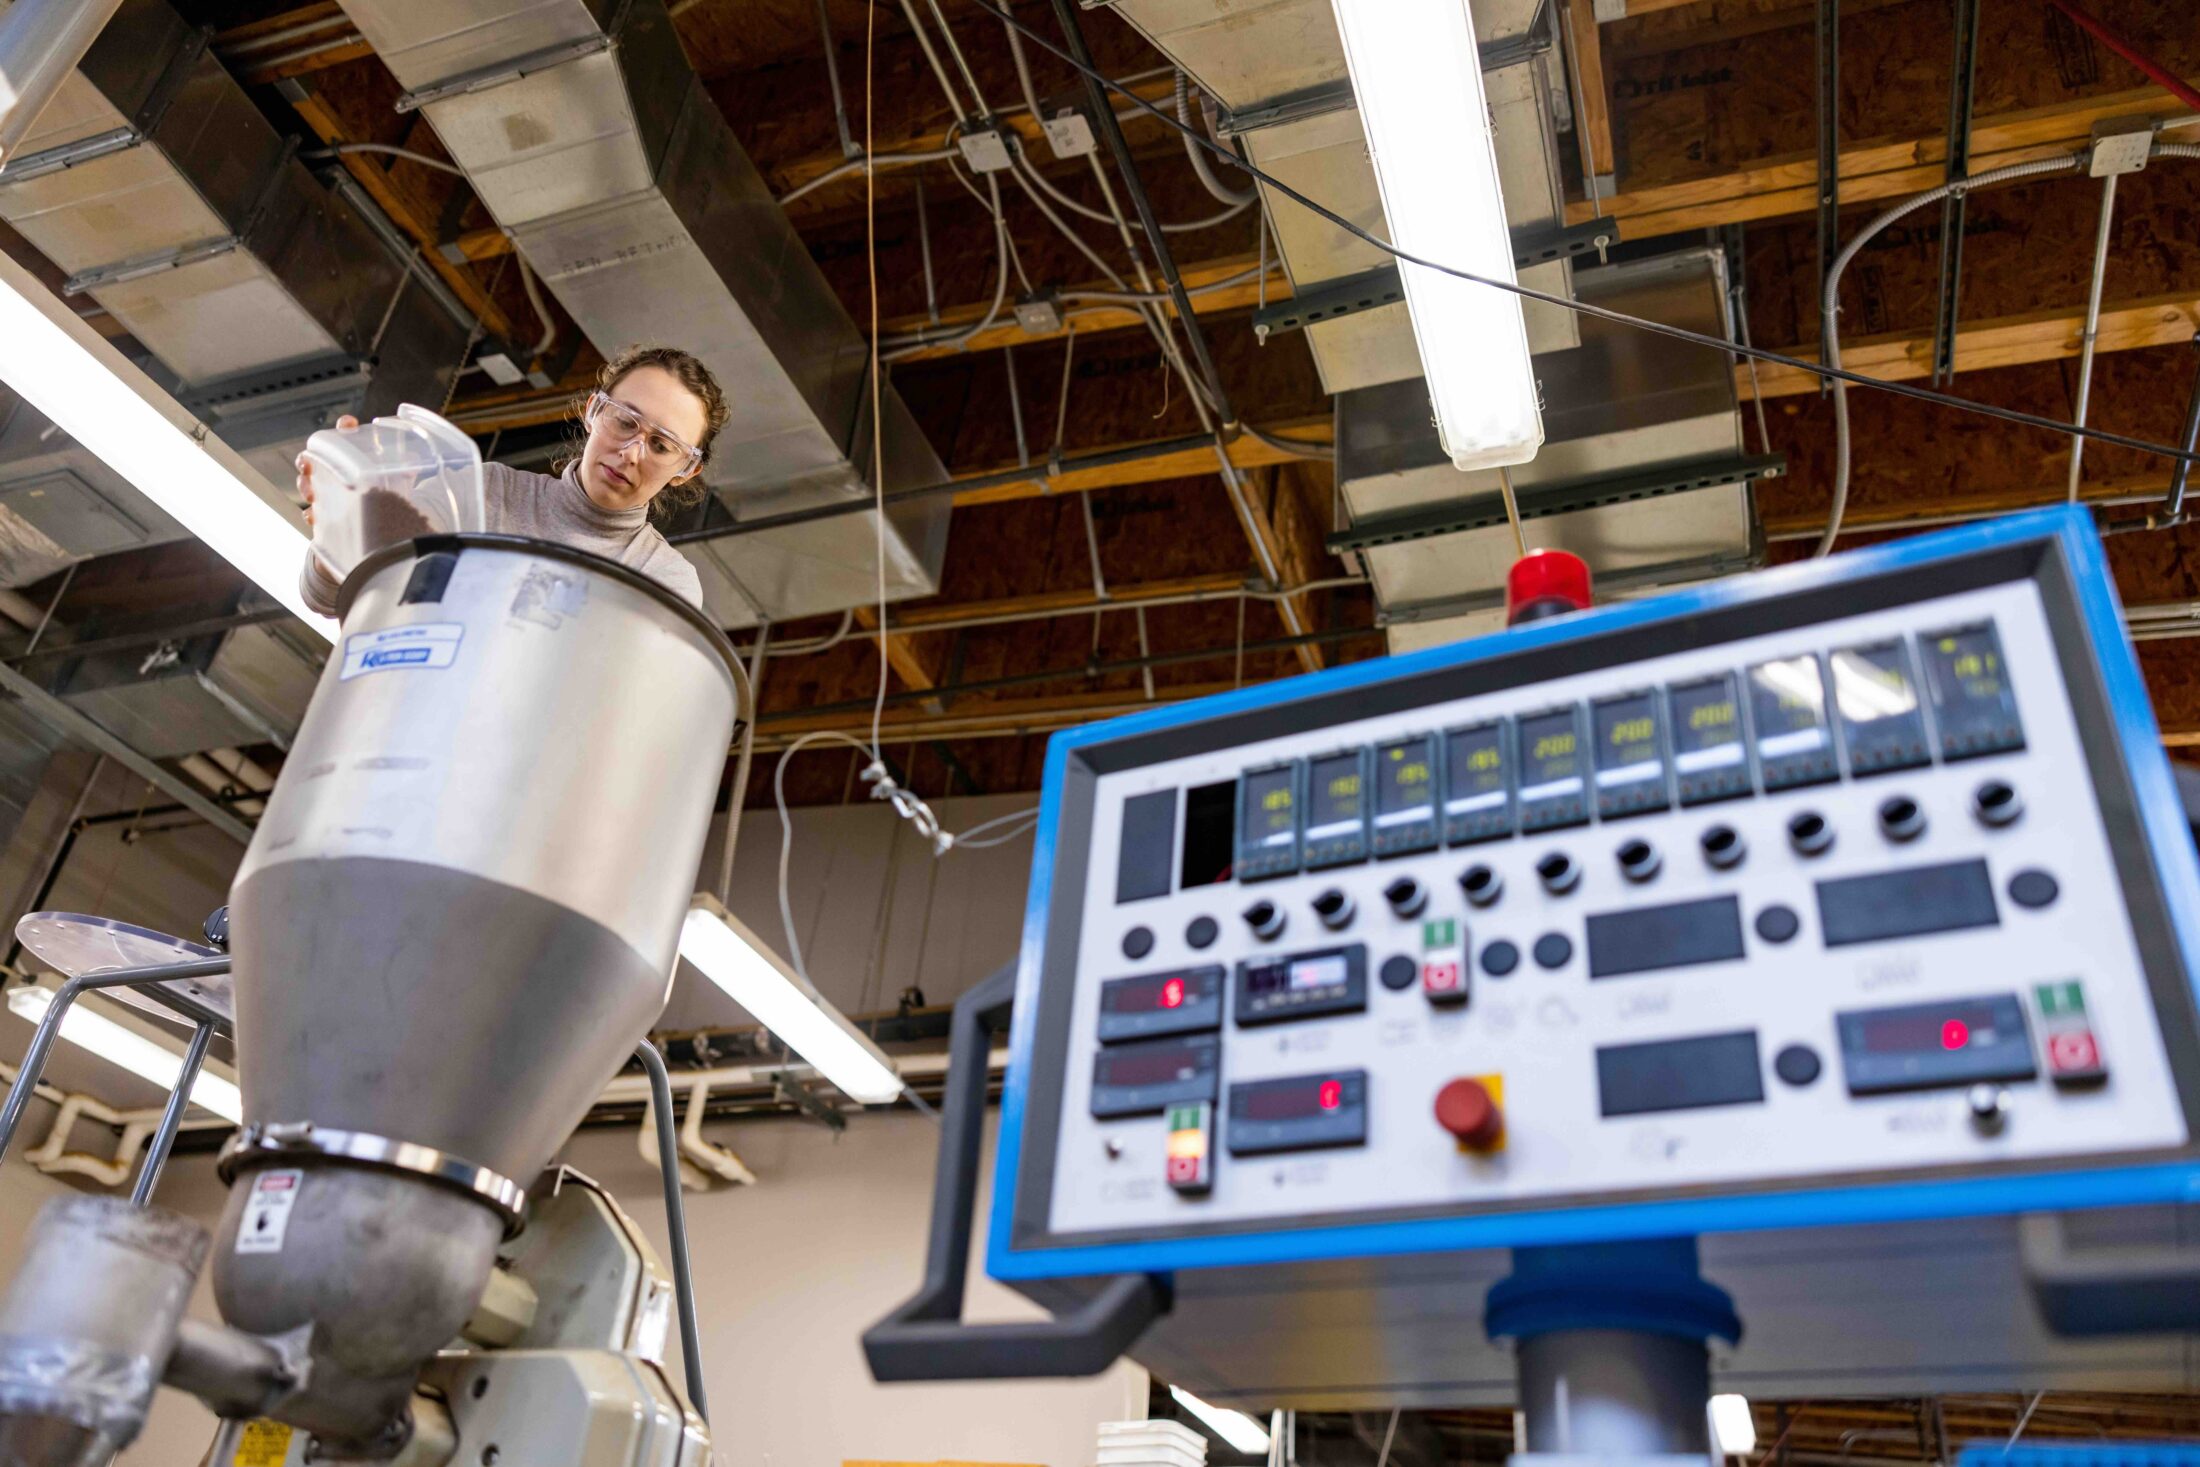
[[1436, 1077, 1505, 1152]]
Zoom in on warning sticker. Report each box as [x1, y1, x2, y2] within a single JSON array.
[[340, 622, 463, 681], [234, 1170, 302, 1255], [232, 1419, 293, 1467]]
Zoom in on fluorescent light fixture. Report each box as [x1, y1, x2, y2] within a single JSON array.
[[0, 251, 334, 641], [1710, 1394, 1757, 1457], [1330, 0, 1543, 471], [7, 986, 244, 1123], [1170, 1387, 1272, 1455], [677, 894, 903, 1104]]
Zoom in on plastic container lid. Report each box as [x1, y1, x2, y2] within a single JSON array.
[[304, 403, 484, 579]]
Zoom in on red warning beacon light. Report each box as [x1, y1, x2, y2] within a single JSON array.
[[1505, 548, 1594, 627]]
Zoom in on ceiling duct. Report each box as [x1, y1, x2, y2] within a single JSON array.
[[1102, 0, 1584, 390], [0, 386, 187, 589], [0, 0, 472, 498], [332, 0, 953, 630], [48, 620, 323, 759], [1329, 247, 1777, 651]]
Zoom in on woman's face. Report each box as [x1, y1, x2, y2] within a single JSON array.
[[578, 364, 710, 513]]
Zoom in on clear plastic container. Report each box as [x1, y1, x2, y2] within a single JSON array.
[[304, 403, 484, 577]]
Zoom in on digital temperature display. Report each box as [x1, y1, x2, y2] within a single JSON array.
[[1096, 966, 1224, 1043], [1516, 707, 1588, 832], [1591, 691, 1669, 818], [1667, 674, 1750, 805], [1372, 735, 1439, 856], [1922, 621, 2025, 759], [1831, 639, 1930, 774], [1089, 1033, 1220, 1118], [1236, 945, 1368, 1027], [1748, 655, 1837, 790], [1303, 749, 1371, 868], [1235, 762, 1301, 880], [1836, 993, 2036, 1095], [1226, 1070, 1369, 1155], [1443, 721, 1512, 845]]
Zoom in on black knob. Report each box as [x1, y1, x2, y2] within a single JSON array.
[[1312, 888, 1356, 931], [201, 905, 230, 952], [1616, 838, 1661, 883], [1877, 794, 1925, 842], [1974, 779, 2022, 828], [1384, 877, 1428, 918], [1459, 863, 1503, 908], [1242, 900, 1286, 941], [1700, 824, 1746, 870], [1787, 810, 1833, 856], [1535, 851, 1580, 895]]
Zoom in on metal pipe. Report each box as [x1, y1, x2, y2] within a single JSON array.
[[131, 1021, 213, 1206], [2066, 172, 2119, 500], [718, 622, 769, 904], [164, 1317, 297, 1419], [916, 173, 940, 324], [897, 0, 973, 121], [2165, 338, 2200, 518], [1045, 0, 1238, 427], [813, 0, 862, 160], [0, 0, 126, 165], [635, 1041, 710, 1425]]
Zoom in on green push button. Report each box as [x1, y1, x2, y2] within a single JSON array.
[[1422, 918, 1458, 950], [2035, 980, 2086, 1016]]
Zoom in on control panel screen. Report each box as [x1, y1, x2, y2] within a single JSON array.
[[1832, 639, 1931, 774], [1236, 945, 1367, 1026], [1922, 622, 2025, 759], [1372, 736, 1439, 856], [1592, 691, 1669, 818], [1669, 673, 1750, 805], [1748, 655, 1837, 789], [1090, 1034, 1220, 1118], [1236, 763, 1300, 880], [1517, 708, 1588, 831], [1227, 1071, 1369, 1155], [1443, 722, 1512, 844], [1097, 967, 1224, 1043], [1817, 859, 1999, 948], [1304, 750, 1370, 868], [1837, 993, 2036, 1094], [1597, 1032, 1765, 1118], [1585, 895, 1746, 979], [1115, 789, 1176, 905]]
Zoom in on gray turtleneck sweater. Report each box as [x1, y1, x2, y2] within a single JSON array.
[[301, 460, 704, 616]]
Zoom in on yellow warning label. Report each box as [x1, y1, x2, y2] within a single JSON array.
[[232, 1419, 293, 1467]]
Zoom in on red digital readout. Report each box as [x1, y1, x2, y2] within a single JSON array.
[[1318, 1079, 1343, 1111], [1941, 1019, 1970, 1051], [1161, 977, 1185, 1010]]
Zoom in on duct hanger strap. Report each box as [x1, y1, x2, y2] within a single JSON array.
[[0, 125, 141, 185], [394, 33, 617, 114], [1253, 219, 1622, 341], [63, 235, 243, 295], [217, 1123, 529, 1237], [1216, 0, 1549, 133]]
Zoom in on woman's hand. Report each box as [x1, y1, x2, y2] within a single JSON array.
[[295, 414, 360, 529]]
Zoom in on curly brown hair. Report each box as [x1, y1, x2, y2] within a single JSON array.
[[569, 345, 729, 520]]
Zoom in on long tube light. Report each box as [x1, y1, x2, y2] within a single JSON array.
[[1710, 1394, 1758, 1457], [677, 895, 904, 1104], [1169, 1386, 1273, 1455], [6, 986, 243, 1123], [1330, 0, 1544, 472], [0, 250, 335, 641]]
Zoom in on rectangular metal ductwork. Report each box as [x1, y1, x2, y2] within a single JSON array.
[[1104, 0, 1582, 392], [52, 621, 322, 758], [0, 0, 472, 553], [334, 0, 953, 629], [1334, 248, 1769, 651]]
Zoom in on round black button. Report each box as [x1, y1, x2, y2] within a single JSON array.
[[1754, 904, 1801, 944], [1481, 940, 1521, 977], [1121, 926, 1155, 960], [1186, 916, 1219, 950], [1532, 933, 1573, 970], [1379, 954, 1418, 991], [1774, 1044, 1822, 1087], [2009, 869, 2060, 909]]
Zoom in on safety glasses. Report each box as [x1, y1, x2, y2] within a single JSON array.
[[584, 391, 703, 477]]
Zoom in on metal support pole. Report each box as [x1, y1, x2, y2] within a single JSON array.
[[1815, 0, 1840, 398], [2162, 338, 2200, 520], [1929, 0, 1981, 385], [636, 1039, 710, 1426], [1045, 0, 1238, 428], [130, 1020, 213, 1206], [813, 0, 862, 161], [2067, 172, 2120, 500], [0, 0, 127, 164]]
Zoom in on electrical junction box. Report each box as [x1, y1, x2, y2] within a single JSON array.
[[985, 506, 2200, 1402], [1044, 107, 1098, 159], [956, 128, 1014, 174], [1015, 291, 1067, 336]]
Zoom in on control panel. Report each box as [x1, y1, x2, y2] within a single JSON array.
[[988, 508, 2200, 1281]]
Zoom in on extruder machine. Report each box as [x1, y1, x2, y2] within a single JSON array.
[[868, 506, 2200, 1453]]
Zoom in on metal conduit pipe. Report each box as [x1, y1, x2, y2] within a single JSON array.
[[2066, 171, 2120, 500], [1175, 72, 1256, 207], [0, 0, 127, 164]]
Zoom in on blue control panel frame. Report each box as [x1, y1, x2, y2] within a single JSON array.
[[987, 506, 2200, 1283]]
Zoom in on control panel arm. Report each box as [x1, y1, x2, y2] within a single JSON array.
[[863, 965, 1172, 1381]]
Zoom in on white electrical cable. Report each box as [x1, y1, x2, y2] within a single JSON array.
[[777, 147, 957, 206], [881, 173, 1018, 359], [302, 142, 463, 176], [1017, 142, 1250, 233], [513, 249, 557, 359], [1175, 71, 1258, 207]]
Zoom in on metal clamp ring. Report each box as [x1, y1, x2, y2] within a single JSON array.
[[216, 1123, 529, 1236]]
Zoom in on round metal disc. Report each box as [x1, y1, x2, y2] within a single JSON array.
[[12, 912, 233, 1025]]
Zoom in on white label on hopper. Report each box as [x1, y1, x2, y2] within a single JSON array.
[[340, 623, 463, 681], [234, 1170, 303, 1254]]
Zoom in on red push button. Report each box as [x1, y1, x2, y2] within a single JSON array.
[[2047, 1028, 2106, 1085], [1435, 1077, 1505, 1152], [1422, 958, 1466, 1005]]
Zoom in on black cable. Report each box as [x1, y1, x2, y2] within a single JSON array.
[[958, 0, 2200, 469]]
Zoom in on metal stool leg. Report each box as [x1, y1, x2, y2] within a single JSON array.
[[131, 1020, 213, 1207]]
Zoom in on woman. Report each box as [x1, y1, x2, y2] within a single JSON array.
[[299, 345, 724, 614]]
